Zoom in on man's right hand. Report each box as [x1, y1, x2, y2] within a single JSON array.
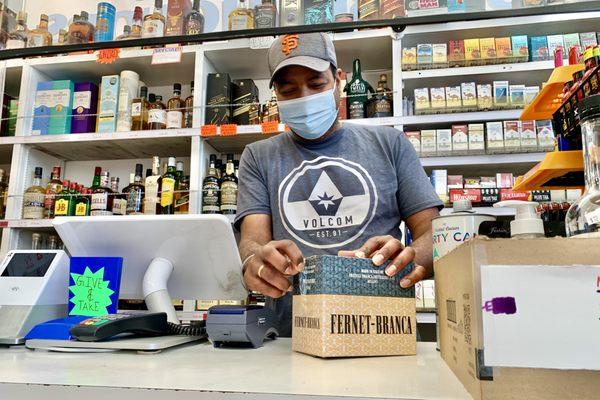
[[243, 240, 305, 299]]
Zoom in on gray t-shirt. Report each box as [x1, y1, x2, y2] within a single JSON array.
[[234, 124, 443, 337]]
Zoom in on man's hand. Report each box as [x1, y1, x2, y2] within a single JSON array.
[[338, 235, 428, 288], [244, 240, 305, 298]]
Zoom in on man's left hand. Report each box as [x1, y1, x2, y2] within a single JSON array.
[[338, 235, 428, 288]]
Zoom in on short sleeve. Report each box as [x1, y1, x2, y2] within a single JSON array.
[[234, 146, 271, 231], [395, 133, 444, 219]]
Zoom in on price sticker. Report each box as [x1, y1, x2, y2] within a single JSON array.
[[261, 121, 280, 134], [0, 220, 8, 228], [151, 46, 182, 65], [237, 125, 260, 134], [220, 124, 238, 136], [201, 125, 218, 137], [96, 48, 120, 64]]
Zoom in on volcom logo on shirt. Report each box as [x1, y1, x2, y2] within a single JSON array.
[[278, 156, 378, 249]]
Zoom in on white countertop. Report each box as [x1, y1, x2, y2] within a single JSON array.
[[0, 340, 471, 400]]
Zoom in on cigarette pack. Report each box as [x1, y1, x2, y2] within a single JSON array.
[[430, 87, 446, 109], [431, 169, 448, 200], [511, 35, 529, 60], [503, 120, 521, 150], [521, 120, 537, 149], [451, 124, 469, 153], [405, 131, 421, 154], [461, 82, 477, 108], [445, 86, 462, 109], [464, 38, 481, 63], [529, 36, 549, 61], [449, 188, 481, 204], [98, 75, 120, 133], [437, 129, 452, 154], [421, 129, 437, 156], [468, 123, 485, 153], [562, 33, 581, 53], [464, 178, 481, 189], [402, 47, 417, 69], [496, 173, 514, 189], [448, 40, 465, 67], [493, 80, 509, 106], [477, 84, 493, 109], [579, 32, 598, 49], [536, 120, 555, 151], [522, 0, 545, 6], [480, 37, 497, 61], [495, 37, 512, 59], [524, 86, 540, 105], [414, 88, 430, 112], [547, 35, 565, 57], [486, 121, 504, 150], [447, 175, 464, 190], [480, 176, 496, 188], [432, 43, 448, 65], [417, 44, 433, 65], [509, 84, 526, 106]]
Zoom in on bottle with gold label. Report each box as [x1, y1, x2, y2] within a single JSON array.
[[67, 11, 95, 44], [267, 90, 279, 122], [143, 0, 166, 38], [220, 154, 238, 215], [358, 0, 380, 21], [6, 11, 28, 49], [161, 157, 177, 215], [130, 6, 144, 39], [23, 167, 45, 220], [54, 180, 76, 217], [229, 0, 254, 31], [27, 14, 52, 47], [75, 187, 91, 216], [184, 0, 204, 35]]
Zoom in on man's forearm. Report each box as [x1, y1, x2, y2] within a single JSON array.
[[410, 228, 434, 277], [239, 239, 264, 266]]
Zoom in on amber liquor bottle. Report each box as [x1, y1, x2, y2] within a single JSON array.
[[148, 95, 167, 130], [167, 83, 184, 129], [131, 86, 150, 131]]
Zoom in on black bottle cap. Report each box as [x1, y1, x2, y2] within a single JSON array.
[[148, 93, 156, 103], [209, 154, 217, 162], [135, 163, 143, 176], [146, 168, 153, 178], [140, 86, 148, 98], [173, 83, 182, 92], [226, 153, 234, 161], [191, 81, 195, 89], [579, 94, 600, 123], [34, 167, 43, 177]]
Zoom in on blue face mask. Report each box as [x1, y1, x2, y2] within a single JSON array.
[[277, 86, 339, 141]]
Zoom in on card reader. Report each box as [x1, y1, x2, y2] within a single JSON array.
[[206, 305, 278, 348]]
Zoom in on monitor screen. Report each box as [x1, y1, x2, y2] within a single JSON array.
[[1, 253, 56, 277]]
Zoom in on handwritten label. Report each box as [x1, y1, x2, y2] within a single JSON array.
[[201, 124, 218, 137], [96, 48, 120, 64], [220, 124, 238, 136], [261, 121, 280, 134], [151, 46, 182, 65], [69, 267, 115, 316], [249, 36, 275, 49]]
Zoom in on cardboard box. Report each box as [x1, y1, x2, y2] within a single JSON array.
[[520, 120, 537, 149], [452, 124, 469, 152], [414, 88, 431, 112], [464, 177, 481, 189], [71, 82, 98, 134], [166, 0, 192, 36], [417, 43, 433, 65], [431, 169, 448, 199], [435, 238, 600, 400], [468, 123, 485, 152], [32, 81, 52, 135], [536, 120, 555, 151], [421, 129, 437, 155], [529, 36, 549, 61], [579, 32, 598, 49], [511, 35, 529, 59], [98, 75, 120, 133], [486, 121, 504, 150], [562, 33, 581, 53], [405, 131, 421, 154], [433, 43, 448, 65], [292, 255, 416, 358], [524, 86, 540, 105], [503, 120, 521, 149], [437, 129, 452, 154], [447, 175, 464, 189], [477, 84, 492, 109], [34, 80, 74, 135], [446, 86, 462, 108], [464, 39, 481, 63], [402, 47, 417, 69], [480, 176, 496, 188], [496, 172, 514, 188], [448, 40, 465, 67], [547, 35, 565, 57], [494, 37, 512, 59], [479, 37, 496, 61], [493, 81, 509, 106], [430, 87, 446, 109], [461, 82, 477, 108], [232, 79, 259, 126], [205, 73, 232, 125]]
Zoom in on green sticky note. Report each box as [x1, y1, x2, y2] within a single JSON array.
[[69, 267, 115, 317]]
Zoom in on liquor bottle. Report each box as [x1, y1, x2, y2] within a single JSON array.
[[115, 25, 131, 41], [167, 83, 184, 129], [220, 154, 238, 215], [75, 188, 91, 216], [304, 0, 334, 25], [111, 177, 127, 216], [280, 0, 301, 27], [54, 181, 74, 217], [338, 71, 348, 120], [143, 0, 166, 38], [358, 0, 380, 21], [173, 161, 185, 213], [234, 160, 239, 179], [67, 11, 95, 44], [255, 0, 277, 29], [148, 95, 167, 130], [31, 233, 43, 250], [261, 104, 269, 123], [202, 155, 221, 214], [369, 74, 393, 118], [144, 156, 162, 215], [131, 6, 144, 39], [215, 158, 223, 180], [267, 90, 279, 122], [6, 11, 27, 49], [229, 0, 254, 31], [0, 169, 7, 219], [184, 0, 204, 35], [48, 234, 59, 250], [90, 166, 102, 191], [344, 59, 375, 119], [380, 0, 405, 19], [27, 14, 52, 47], [176, 175, 190, 214], [57, 29, 68, 45], [44, 166, 63, 219], [90, 171, 114, 216], [124, 164, 145, 215], [249, 95, 261, 125], [183, 81, 194, 128], [23, 167, 45, 220], [160, 157, 177, 214], [131, 86, 150, 131]]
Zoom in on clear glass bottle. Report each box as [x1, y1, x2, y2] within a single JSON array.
[[47, 234, 59, 250], [183, 81, 194, 128], [143, 0, 166, 38], [184, 0, 204, 35], [255, 0, 277, 29], [115, 25, 131, 40], [149, 95, 167, 130], [67, 11, 95, 44], [27, 14, 52, 47], [566, 95, 600, 237], [144, 156, 162, 215], [167, 83, 184, 129], [131, 86, 150, 131], [57, 29, 68, 45], [23, 167, 45, 220], [31, 233, 43, 250], [229, 0, 254, 31], [131, 6, 144, 39], [6, 11, 28, 49], [124, 164, 145, 215]]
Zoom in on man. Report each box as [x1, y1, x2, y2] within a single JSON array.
[[234, 33, 442, 337]]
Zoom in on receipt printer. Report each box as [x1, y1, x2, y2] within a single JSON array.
[[206, 305, 278, 348]]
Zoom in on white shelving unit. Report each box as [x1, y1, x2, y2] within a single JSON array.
[[0, 10, 596, 257]]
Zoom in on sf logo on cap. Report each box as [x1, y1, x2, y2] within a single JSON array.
[[282, 34, 299, 56]]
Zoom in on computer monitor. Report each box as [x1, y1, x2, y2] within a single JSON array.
[[54, 215, 247, 324]]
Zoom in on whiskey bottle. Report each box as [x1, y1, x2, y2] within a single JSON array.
[[176, 174, 190, 214], [54, 181, 75, 217], [44, 166, 63, 219], [90, 166, 102, 191], [249, 95, 261, 125], [0, 169, 7, 219], [380, 0, 405, 19], [115, 25, 131, 41], [148, 95, 167, 130], [344, 59, 374, 119], [111, 177, 127, 216], [6, 11, 28, 49], [57, 29, 68, 45], [267, 90, 279, 122], [27, 14, 52, 47], [143, 0, 166, 38], [31, 233, 43, 250], [220, 154, 238, 215], [229, 0, 254, 31], [67, 11, 95, 44], [23, 167, 46, 220], [131, 86, 150, 131], [144, 156, 162, 215], [167, 83, 184, 129], [160, 157, 177, 215], [183, 81, 194, 128], [369, 74, 393, 118], [184, 0, 204, 35], [124, 164, 145, 215], [280, 0, 301, 27], [91, 171, 114, 216], [202, 154, 220, 214], [130, 6, 144, 39], [255, 0, 277, 29], [75, 188, 91, 216], [358, 0, 380, 21]]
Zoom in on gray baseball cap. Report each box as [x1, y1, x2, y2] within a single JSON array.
[[268, 33, 338, 88]]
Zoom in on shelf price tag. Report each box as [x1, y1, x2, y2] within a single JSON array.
[[250, 36, 275, 49], [201, 125, 218, 137], [261, 121, 280, 134], [0, 220, 7, 228], [220, 124, 238, 136], [96, 48, 120, 64], [151, 46, 182, 65]]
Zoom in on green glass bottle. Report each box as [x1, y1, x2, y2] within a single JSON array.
[[160, 157, 177, 215], [344, 59, 375, 119], [75, 186, 91, 216], [54, 180, 77, 216], [90, 166, 102, 190]]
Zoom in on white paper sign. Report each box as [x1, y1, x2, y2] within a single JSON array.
[[249, 36, 274, 50], [480, 264, 600, 370], [151, 47, 182, 65]]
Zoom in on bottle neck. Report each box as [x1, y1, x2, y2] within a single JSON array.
[[100, 176, 109, 188], [92, 175, 100, 187], [226, 161, 235, 176], [32, 177, 41, 187], [39, 20, 48, 30], [352, 60, 361, 80]]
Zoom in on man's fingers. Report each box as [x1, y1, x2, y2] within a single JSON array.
[[384, 246, 416, 277], [247, 275, 286, 298], [398, 264, 428, 289], [371, 237, 404, 266], [257, 264, 292, 292], [259, 244, 292, 273], [340, 236, 387, 259], [272, 240, 305, 273], [337, 250, 357, 257]]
